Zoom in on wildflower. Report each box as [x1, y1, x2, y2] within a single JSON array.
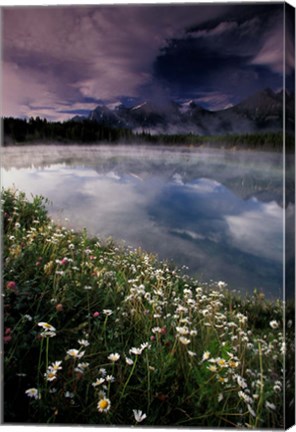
[[218, 393, 224, 402], [207, 365, 217, 373], [217, 281, 226, 289], [229, 360, 239, 369], [38, 322, 56, 332], [176, 326, 189, 335], [140, 342, 150, 351], [105, 375, 115, 382], [273, 381, 282, 392], [97, 398, 111, 413], [129, 347, 143, 355], [99, 368, 107, 377], [93, 311, 100, 318], [217, 358, 227, 368], [25, 388, 40, 399], [40, 331, 56, 338], [84, 285, 92, 290], [78, 339, 90, 347], [67, 349, 85, 359], [217, 376, 228, 383], [188, 350, 197, 357], [133, 409, 147, 423], [60, 257, 69, 265], [103, 309, 113, 316], [265, 401, 276, 411], [270, 320, 279, 329], [44, 370, 57, 382], [125, 357, 134, 365], [92, 378, 105, 387], [78, 362, 89, 370], [6, 281, 17, 291], [107, 353, 120, 362], [236, 375, 248, 389], [24, 314, 33, 321], [49, 388, 57, 394], [49, 361, 62, 371], [65, 391, 74, 398], [281, 342, 286, 354], [55, 303, 63, 312], [236, 313, 248, 324], [247, 404, 256, 417], [4, 327, 12, 343], [238, 391, 253, 405], [178, 336, 191, 345], [201, 351, 210, 362]]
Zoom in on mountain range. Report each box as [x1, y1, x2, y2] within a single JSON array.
[[72, 89, 295, 135]]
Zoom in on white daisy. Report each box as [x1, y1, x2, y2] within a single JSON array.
[[133, 409, 147, 423]]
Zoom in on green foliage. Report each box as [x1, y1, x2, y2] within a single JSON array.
[[2, 189, 294, 426]]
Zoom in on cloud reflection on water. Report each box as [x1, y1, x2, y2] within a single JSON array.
[[2, 145, 287, 298]]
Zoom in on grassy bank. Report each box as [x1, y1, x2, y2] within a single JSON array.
[[2, 189, 294, 427]]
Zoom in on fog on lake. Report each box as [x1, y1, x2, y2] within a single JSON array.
[[2, 144, 294, 298]]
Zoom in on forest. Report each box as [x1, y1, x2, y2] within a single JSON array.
[[2, 116, 294, 152]]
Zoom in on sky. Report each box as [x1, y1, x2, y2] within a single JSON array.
[[2, 2, 295, 120]]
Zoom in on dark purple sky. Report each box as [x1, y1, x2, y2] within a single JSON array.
[[2, 3, 294, 120]]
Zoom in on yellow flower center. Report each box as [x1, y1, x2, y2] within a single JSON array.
[[99, 400, 109, 410]]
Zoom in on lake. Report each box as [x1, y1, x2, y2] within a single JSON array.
[[2, 144, 294, 298]]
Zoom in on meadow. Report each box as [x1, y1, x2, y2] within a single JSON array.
[[2, 188, 294, 427]]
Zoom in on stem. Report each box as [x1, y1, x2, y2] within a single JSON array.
[[45, 337, 50, 372], [103, 316, 108, 349], [107, 363, 115, 397], [87, 292, 91, 334], [37, 337, 44, 389], [255, 342, 264, 428], [145, 351, 151, 412], [121, 356, 138, 400]]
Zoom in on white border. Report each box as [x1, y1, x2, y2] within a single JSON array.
[[0, 1, 295, 432]]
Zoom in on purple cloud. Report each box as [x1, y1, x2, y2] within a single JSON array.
[[1, 3, 291, 120]]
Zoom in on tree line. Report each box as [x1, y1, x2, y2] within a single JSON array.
[[3, 117, 133, 145], [2, 116, 293, 152]]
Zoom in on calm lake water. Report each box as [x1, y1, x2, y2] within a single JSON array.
[[2, 145, 294, 298]]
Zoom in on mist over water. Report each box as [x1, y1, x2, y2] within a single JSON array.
[[2, 144, 292, 298]]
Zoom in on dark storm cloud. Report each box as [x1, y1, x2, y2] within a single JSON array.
[[153, 4, 288, 109], [2, 3, 290, 118]]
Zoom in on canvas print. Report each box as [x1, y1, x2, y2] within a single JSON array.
[[1, 1, 295, 429]]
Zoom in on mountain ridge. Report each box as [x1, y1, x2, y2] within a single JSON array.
[[71, 88, 295, 135]]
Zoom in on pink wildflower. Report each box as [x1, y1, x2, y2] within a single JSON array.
[[6, 281, 16, 290], [4, 335, 12, 344], [93, 311, 100, 318], [6, 281, 17, 293], [4, 329, 12, 343]]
